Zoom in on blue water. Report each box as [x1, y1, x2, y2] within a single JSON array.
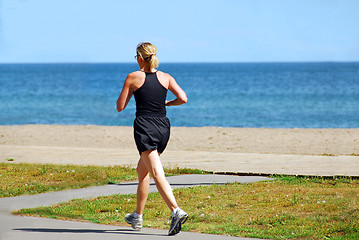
[[0, 62, 358, 128]]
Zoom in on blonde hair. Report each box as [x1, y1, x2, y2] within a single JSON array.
[[136, 42, 159, 69]]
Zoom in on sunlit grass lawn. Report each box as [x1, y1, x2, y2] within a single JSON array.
[[13, 172, 359, 239], [0, 162, 205, 197]]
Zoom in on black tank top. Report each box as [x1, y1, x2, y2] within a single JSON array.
[[134, 72, 168, 117]]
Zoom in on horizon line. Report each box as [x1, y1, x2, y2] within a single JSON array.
[[1, 60, 359, 65]]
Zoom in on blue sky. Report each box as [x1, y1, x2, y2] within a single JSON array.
[[0, 0, 358, 63]]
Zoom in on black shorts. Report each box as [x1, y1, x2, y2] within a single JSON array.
[[133, 116, 170, 155]]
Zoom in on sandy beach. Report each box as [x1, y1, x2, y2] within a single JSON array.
[[1, 125, 359, 176]]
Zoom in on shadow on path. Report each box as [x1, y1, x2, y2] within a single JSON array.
[[14, 228, 165, 237]]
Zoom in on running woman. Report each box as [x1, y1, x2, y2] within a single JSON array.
[[116, 42, 188, 236]]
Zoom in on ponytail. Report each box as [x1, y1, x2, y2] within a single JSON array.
[[148, 54, 159, 69]]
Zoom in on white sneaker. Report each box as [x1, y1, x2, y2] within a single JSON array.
[[125, 212, 143, 230], [168, 208, 188, 235]]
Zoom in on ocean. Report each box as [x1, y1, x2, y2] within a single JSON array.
[[0, 62, 358, 128]]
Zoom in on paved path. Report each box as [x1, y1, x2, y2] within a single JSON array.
[[0, 174, 272, 240]]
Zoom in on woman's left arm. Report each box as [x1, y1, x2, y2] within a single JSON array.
[[166, 75, 188, 106], [116, 75, 134, 112]]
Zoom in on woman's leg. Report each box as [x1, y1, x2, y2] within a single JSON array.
[[136, 157, 150, 215], [141, 150, 178, 212]]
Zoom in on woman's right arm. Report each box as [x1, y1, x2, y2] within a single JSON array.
[[166, 75, 188, 106], [116, 74, 134, 112]]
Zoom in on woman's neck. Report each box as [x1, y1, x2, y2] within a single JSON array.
[[141, 65, 156, 73]]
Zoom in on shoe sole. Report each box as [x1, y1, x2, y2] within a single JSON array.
[[168, 214, 188, 236]]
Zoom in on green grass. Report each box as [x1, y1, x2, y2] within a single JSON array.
[[0, 162, 207, 197], [14, 175, 359, 239]]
